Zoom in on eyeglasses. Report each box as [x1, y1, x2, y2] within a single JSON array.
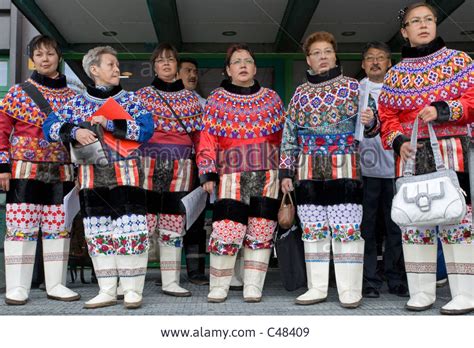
[[404, 15, 436, 27], [230, 58, 255, 66], [308, 49, 335, 59], [155, 57, 177, 64], [364, 55, 389, 63]]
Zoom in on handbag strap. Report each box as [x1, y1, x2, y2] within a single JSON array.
[[152, 86, 193, 141], [280, 192, 294, 207], [20, 81, 53, 117], [403, 116, 445, 176]]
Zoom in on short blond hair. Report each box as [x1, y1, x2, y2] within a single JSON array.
[[82, 46, 117, 79]]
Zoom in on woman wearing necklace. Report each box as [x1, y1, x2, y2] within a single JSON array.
[[0, 35, 79, 305], [280, 31, 374, 308], [136, 43, 202, 298], [197, 43, 285, 303], [378, 2, 474, 314], [43, 46, 154, 309]]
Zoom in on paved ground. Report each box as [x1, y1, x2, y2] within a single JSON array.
[[0, 268, 466, 316]]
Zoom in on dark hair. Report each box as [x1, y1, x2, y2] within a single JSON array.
[[224, 43, 256, 67], [303, 31, 337, 56], [27, 35, 62, 60], [362, 41, 391, 58], [399, 2, 437, 28], [150, 42, 179, 64], [179, 58, 198, 70]]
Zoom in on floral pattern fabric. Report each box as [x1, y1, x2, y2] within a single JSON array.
[[439, 205, 472, 244], [297, 203, 362, 242], [402, 226, 438, 245], [157, 213, 186, 247], [83, 214, 149, 256], [83, 216, 114, 256], [209, 219, 247, 256], [5, 203, 69, 241], [402, 206, 472, 244], [243, 217, 277, 249]]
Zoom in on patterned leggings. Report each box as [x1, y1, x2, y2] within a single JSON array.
[[209, 170, 280, 256], [297, 203, 363, 242], [5, 165, 74, 241], [294, 179, 363, 243], [143, 157, 195, 248], [78, 161, 149, 256], [6, 202, 69, 241]]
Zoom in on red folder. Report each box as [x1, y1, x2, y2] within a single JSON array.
[[91, 98, 141, 157]]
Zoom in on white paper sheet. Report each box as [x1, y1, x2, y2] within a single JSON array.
[[355, 79, 372, 141], [64, 185, 80, 231], [181, 186, 208, 230]]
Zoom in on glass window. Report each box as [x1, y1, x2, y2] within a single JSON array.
[[0, 60, 8, 87]]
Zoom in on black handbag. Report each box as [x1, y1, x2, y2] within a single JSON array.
[[274, 223, 307, 291], [70, 122, 109, 165]]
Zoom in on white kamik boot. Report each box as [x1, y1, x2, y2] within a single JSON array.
[[295, 239, 330, 305], [4, 240, 37, 305], [208, 253, 238, 303], [403, 243, 437, 311], [84, 256, 118, 309], [43, 238, 80, 301], [440, 243, 474, 315], [333, 239, 364, 309], [230, 249, 244, 290], [160, 246, 191, 297], [243, 248, 271, 302], [116, 252, 148, 309]]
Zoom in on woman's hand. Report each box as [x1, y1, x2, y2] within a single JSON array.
[[281, 178, 294, 194], [90, 115, 108, 128], [0, 172, 11, 191], [360, 108, 375, 126], [418, 106, 438, 123], [203, 181, 215, 194], [400, 141, 422, 164], [75, 128, 97, 145]]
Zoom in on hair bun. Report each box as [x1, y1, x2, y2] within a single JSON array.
[[398, 6, 408, 27]]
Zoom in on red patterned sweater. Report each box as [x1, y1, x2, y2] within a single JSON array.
[[135, 78, 202, 160], [0, 71, 76, 173], [197, 80, 285, 183], [379, 37, 474, 154]]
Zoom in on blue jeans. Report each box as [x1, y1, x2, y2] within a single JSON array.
[[437, 237, 447, 281]]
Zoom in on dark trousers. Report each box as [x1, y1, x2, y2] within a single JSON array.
[[361, 176, 406, 290], [183, 209, 207, 275]]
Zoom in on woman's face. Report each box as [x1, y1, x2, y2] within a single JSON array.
[[32, 44, 60, 78], [225, 49, 257, 87], [153, 49, 178, 82], [90, 53, 121, 87], [306, 41, 337, 75], [401, 6, 437, 47]]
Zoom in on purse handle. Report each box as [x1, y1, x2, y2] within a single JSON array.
[[403, 116, 445, 177], [280, 192, 294, 207]]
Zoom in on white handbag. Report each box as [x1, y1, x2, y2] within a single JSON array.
[[391, 117, 466, 227]]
